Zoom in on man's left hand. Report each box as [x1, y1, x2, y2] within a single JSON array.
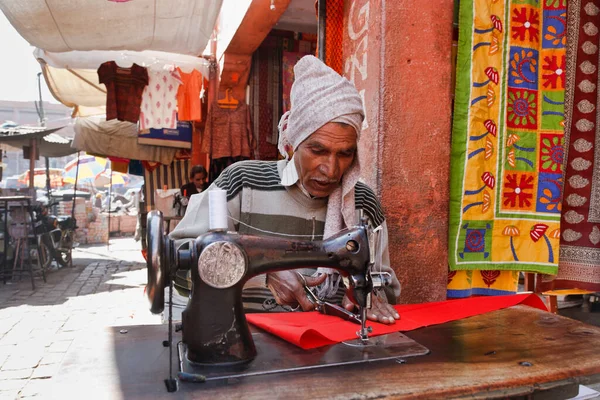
[[342, 291, 400, 325]]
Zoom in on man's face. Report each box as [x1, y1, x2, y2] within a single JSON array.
[[294, 122, 357, 198], [192, 173, 206, 189]]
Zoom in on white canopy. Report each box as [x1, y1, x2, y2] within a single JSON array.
[[0, 0, 222, 56], [35, 48, 210, 76], [40, 62, 106, 116]]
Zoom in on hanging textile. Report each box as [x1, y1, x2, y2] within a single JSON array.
[[282, 52, 312, 114], [97, 61, 148, 123], [176, 68, 204, 122], [448, 0, 566, 297], [139, 69, 182, 130], [324, 0, 344, 74], [107, 157, 129, 174], [248, 34, 286, 159], [537, 0, 600, 292], [143, 160, 191, 211], [201, 103, 254, 159]]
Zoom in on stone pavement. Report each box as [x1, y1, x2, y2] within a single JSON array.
[[0, 238, 159, 399]]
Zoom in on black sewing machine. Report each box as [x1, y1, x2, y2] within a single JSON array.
[[145, 210, 428, 392]]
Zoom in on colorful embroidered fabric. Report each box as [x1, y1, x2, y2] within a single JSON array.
[[537, 0, 600, 292], [449, 0, 566, 292]]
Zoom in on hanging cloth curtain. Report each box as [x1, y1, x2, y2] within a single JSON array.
[[448, 0, 566, 297]]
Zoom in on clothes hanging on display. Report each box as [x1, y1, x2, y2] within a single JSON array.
[[139, 69, 182, 130], [97, 61, 148, 123], [176, 68, 203, 122], [202, 102, 254, 159]]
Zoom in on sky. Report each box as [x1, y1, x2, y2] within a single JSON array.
[[0, 12, 56, 103]]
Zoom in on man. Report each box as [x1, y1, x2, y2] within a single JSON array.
[[180, 165, 207, 197], [171, 55, 400, 324]]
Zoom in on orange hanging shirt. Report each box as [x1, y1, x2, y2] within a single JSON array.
[[176, 68, 203, 122]]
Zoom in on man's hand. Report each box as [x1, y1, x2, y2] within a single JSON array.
[[342, 290, 400, 325], [266, 271, 327, 311]]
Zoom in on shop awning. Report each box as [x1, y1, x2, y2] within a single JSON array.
[[0, 125, 76, 157], [0, 0, 222, 56]]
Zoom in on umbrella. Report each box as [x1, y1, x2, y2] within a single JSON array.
[[94, 170, 130, 188], [18, 168, 64, 188], [63, 154, 108, 184]]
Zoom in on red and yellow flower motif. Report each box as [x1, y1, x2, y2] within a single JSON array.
[[542, 55, 566, 89], [503, 173, 534, 208], [511, 7, 540, 43]]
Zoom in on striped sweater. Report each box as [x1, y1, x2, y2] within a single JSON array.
[[170, 159, 400, 313]]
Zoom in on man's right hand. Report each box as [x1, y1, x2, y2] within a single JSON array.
[[266, 271, 327, 311]]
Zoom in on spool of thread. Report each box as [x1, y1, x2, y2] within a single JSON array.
[[208, 189, 228, 231]]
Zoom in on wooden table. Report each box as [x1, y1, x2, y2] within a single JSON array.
[[52, 305, 600, 399]]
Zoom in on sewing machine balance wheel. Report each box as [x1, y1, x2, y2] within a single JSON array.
[[146, 210, 172, 314]]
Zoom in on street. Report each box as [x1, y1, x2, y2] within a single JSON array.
[[0, 238, 158, 399]]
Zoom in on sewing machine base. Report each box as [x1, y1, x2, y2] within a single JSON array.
[[176, 330, 429, 383]]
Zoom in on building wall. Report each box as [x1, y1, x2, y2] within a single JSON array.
[[343, 0, 453, 303], [0, 100, 73, 179]]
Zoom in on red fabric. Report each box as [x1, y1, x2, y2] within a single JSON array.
[[246, 294, 548, 350], [98, 61, 148, 123]]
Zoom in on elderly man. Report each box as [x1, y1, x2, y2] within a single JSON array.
[[171, 55, 400, 324]]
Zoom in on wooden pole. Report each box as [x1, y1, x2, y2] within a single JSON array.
[[28, 139, 36, 194]]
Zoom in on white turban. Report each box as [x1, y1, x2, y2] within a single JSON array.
[[277, 55, 364, 157], [277, 56, 365, 290]]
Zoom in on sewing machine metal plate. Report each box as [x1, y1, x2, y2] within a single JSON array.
[[177, 330, 430, 383]]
